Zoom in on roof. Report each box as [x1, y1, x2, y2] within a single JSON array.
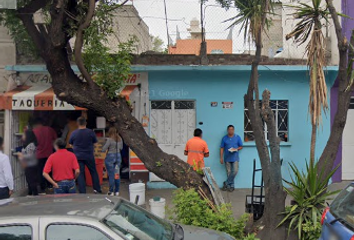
[[0, 195, 117, 219], [5, 64, 339, 73]]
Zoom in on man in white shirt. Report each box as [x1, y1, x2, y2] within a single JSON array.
[[0, 137, 14, 199]]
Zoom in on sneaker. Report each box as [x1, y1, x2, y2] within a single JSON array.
[[115, 192, 119, 196], [93, 190, 102, 194], [107, 192, 114, 196], [227, 187, 235, 192]]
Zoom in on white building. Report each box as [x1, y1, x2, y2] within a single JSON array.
[[275, 0, 341, 65]]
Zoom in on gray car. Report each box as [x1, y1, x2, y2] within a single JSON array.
[[0, 194, 234, 240]]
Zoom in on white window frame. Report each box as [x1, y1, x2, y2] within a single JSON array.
[[244, 100, 289, 142]]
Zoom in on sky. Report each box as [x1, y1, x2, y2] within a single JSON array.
[[130, 0, 250, 53]]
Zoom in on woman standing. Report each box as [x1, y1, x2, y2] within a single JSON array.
[[102, 127, 123, 196], [18, 130, 39, 196]]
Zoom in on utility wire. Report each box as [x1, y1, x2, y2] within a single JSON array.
[[163, 0, 170, 50]]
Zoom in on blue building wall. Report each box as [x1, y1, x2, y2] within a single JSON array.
[[147, 67, 337, 188]]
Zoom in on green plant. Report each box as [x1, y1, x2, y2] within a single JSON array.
[[302, 221, 322, 240], [278, 161, 339, 240], [172, 188, 250, 239], [242, 233, 260, 240]]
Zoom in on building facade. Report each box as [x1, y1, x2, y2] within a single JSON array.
[[331, 0, 354, 182], [2, 62, 338, 189]]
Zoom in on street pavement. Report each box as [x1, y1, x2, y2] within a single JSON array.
[[13, 179, 352, 220]]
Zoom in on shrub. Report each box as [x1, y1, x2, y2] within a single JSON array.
[[172, 188, 259, 240], [278, 161, 339, 240]]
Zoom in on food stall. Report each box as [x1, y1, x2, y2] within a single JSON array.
[[0, 71, 150, 190]]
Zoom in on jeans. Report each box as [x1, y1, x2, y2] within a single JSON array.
[[38, 158, 51, 191], [0, 187, 9, 200], [54, 180, 76, 194], [105, 153, 121, 193], [78, 159, 101, 194], [25, 166, 38, 196], [224, 161, 239, 188]]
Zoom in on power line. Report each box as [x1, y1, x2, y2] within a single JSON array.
[[163, 0, 170, 50]]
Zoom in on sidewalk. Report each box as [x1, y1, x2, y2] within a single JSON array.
[[13, 179, 351, 220]]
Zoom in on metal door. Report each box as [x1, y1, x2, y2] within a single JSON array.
[[150, 100, 195, 182], [343, 107, 354, 180]]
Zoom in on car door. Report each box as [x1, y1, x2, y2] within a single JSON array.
[[39, 217, 125, 240], [0, 217, 39, 240]]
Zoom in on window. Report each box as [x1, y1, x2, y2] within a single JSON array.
[[0, 225, 32, 240], [46, 224, 110, 240], [244, 100, 289, 142], [349, 98, 354, 109], [211, 49, 224, 54]]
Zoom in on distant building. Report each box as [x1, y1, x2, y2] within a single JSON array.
[[107, 5, 152, 54], [169, 19, 233, 55], [69, 5, 152, 54]]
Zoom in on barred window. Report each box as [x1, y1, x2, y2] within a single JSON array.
[[244, 100, 289, 142]]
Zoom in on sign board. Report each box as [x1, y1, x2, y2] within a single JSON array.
[[94, 138, 107, 159], [222, 102, 233, 109], [0, 0, 16, 9], [210, 102, 218, 107]]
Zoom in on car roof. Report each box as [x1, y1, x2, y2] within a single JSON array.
[[0, 194, 118, 220]]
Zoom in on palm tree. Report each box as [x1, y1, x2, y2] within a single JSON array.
[[286, 0, 330, 164], [217, 1, 288, 239]]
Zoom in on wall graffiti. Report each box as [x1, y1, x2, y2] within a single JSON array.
[[24, 73, 52, 84]]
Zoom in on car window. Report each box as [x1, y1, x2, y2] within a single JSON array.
[[0, 225, 32, 240], [46, 224, 111, 240], [330, 184, 354, 230], [104, 201, 173, 240]]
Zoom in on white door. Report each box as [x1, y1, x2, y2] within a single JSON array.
[[343, 101, 354, 180], [150, 100, 196, 181]]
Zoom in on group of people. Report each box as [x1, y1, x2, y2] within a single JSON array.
[[184, 125, 243, 192], [0, 115, 124, 200]]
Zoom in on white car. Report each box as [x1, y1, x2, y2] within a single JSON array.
[[0, 194, 235, 240]]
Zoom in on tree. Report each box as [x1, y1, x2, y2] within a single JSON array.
[[0, 0, 212, 198], [286, 0, 329, 164], [216, 0, 287, 239], [150, 35, 164, 52], [317, 0, 354, 180]]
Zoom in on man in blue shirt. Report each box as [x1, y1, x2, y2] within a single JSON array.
[[69, 117, 101, 194], [220, 125, 243, 192]]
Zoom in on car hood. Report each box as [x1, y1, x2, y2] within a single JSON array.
[[181, 224, 235, 240]]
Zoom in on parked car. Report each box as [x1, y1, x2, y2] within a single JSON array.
[[0, 194, 234, 240], [319, 182, 354, 240]]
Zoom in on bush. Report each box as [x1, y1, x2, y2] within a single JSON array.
[[172, 188, 259, 240], [278, 161, 339, 240]]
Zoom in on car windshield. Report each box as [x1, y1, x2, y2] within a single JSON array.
[[330, 183, 354, 230], [103, 200, 174, 240]]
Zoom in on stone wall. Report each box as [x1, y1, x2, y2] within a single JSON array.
[[132, 53, 306, 66]]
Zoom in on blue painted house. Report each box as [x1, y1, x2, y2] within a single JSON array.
[[2, 62, 338, 189]]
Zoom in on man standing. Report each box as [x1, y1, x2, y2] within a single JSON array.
[[220, 125, 243, 192], [32, 118, 57, 193], [69, 117, 101, 194], [43, 139, 80, 194], [184, 129, 209, 171], [0, 137, 14, 200]]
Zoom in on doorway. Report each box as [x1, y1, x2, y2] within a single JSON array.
[[342, 98, 354, 180], [149, 100, 196, 181]]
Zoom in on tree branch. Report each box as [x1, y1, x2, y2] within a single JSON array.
[[17, 0, 50, 14], [325, 0, 345, 45], [74, 0, 96, 87]]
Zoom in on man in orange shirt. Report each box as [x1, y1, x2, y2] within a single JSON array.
[[184, 129, 209, 170]]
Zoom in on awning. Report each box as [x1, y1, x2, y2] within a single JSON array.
[[120, 85, 138, 101], [0, 85, 85, 111]]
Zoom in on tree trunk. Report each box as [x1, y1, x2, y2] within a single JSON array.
[[310, 123, 317, 165], [17, 0, 213, 200], [244, 3, 287, 237], [318, 0, 354, 179]]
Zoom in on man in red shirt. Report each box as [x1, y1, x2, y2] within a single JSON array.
[[33, 118, 57, 192], [43, 139, 80, 194]]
